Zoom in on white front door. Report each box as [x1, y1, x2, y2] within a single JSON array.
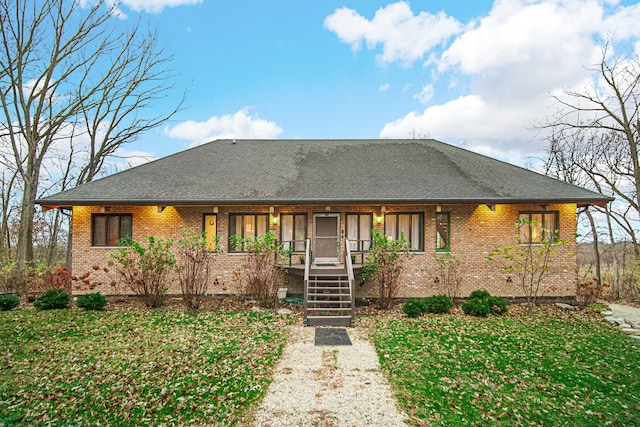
[[313, 213, 340, 263]]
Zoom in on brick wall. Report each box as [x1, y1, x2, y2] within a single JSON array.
[[70, 203, 577, 298]]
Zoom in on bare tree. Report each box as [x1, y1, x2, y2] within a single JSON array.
[[543, 44, 639, 298], [0, 0, 182, 269]]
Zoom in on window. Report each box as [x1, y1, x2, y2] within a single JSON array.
[[346, 213, 372, 252], [384, 213, 424, 251], [518, 211, 559, 244], [228, 213, 268, 252], [280, 213, 307, 252], [202, 214, 218, 251], [92, 214, 132, 247], [436, 212, 450, 252]]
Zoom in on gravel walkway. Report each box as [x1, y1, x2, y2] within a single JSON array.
[[249, 326, 408, 426]]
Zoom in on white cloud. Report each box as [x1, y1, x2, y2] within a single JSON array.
[[324, 2, 463, 66], [381, 94, 535, 141], [440, 0, 603, 97], [414, 84, 434, 105], [164, 108, 283, 146], [108, 0, 202, 15], [375, 0, 640, 163], [379, 83, 390, 92]]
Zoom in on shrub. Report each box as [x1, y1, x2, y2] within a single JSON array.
[[462, 297, 492, 317], [28, 266, 73, 301], [487, 296, 508, 315], [176, 228, 219, 311], [469, 289, 491, 300], [0, 262, 28, 295], [0, 294, 20, 311], [76, 293, 107, 311], [422, 294, 453, 314], [462, 290, 508, 317], [33, 289, 71, 310], [109, 236, 176, 308], [362, 229, 411, 309], [487, 219, 569, 312], [402, 298, 424, 318], [427, 253, 465, 300], [230, 231, 287, 308]]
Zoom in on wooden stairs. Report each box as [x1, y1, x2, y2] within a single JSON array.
[[304, 265, 354, 327]]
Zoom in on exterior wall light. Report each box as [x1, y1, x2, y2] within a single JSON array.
[[376, 214, 384, 224], [271, 214, 279, 225]]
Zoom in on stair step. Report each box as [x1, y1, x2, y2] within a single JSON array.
[[306, 316, 353, 327], [309, 281, 349, 285], [306, 307, 353, 312], [307, 294, 351, 298], [307, 304, 352, 307], [308, 286, 349, 290]]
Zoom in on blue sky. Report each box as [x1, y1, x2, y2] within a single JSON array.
[[109, 0, 640, 167]]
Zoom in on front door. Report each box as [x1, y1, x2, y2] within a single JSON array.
[[313, 213, 340, 263]]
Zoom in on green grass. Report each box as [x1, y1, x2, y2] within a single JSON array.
[[0, 308, 292, 426], [370, 310, 640, 426]]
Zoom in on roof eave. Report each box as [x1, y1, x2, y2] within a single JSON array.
[[37, 196, 614, 209]]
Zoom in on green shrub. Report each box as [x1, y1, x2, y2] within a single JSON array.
[[422, 294, 453, 314], [0, 294, 20, 311], [402, 298, 424, 318], [76, 293, 107, 311], [462, 290, 508, 317], [487, 295, 508, 315], [462, 297, 492, 317], [469, 289, 491, 300], [33, 289, 71, 310]]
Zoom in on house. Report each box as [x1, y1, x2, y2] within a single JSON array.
[[37, 139, 610, 323]]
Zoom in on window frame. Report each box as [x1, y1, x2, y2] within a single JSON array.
[[384, 212, 424, 252], [91, 213, 132, 247], [435, 212, 450, 253], [280, 213, 307, 253], [228, 213, 269, 252], [346, 213, 373, 253], [518, 211, 559, 244]]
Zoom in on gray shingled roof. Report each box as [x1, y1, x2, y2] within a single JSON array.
[[36, 139, 612, 207]]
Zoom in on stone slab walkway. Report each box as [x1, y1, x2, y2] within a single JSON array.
[[602, 303, 640, 339], [249, 326, 408, 426]]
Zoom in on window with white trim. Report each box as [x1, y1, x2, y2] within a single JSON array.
[[384, 213, 424, 251], [346, 213, 372, 252], [280, 213, 307, 252], [228, 213, 268, 252], [518, 211, 559, 244]]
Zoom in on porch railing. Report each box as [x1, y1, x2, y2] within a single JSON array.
[[303, 239, 310, 320], [280, 239, 308, 266], [344, 238, 356, 322]]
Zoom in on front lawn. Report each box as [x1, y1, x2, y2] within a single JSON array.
[[371, 308, 640, 426], [0, 307, 292, 426]]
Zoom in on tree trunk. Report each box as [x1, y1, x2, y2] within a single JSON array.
[[605, 206, 620, 298], [15, 176, 37, 269], [585, 208, 602, 285]]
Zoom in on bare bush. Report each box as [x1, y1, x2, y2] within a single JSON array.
[[426, 253, 465, 301], [176, 228, 219, 311], [109, 236, 175, 307], [230, 232, 287, 308]]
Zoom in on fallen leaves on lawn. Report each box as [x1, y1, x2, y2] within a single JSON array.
[[1, 308, 292, 426], [370, 304, 640, 426]]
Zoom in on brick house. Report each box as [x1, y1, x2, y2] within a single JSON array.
[[38, 139, 610, 323]]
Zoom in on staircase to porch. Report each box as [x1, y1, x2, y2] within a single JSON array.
[[302, 239, 356, 327], [305, 266, 354, 327]]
